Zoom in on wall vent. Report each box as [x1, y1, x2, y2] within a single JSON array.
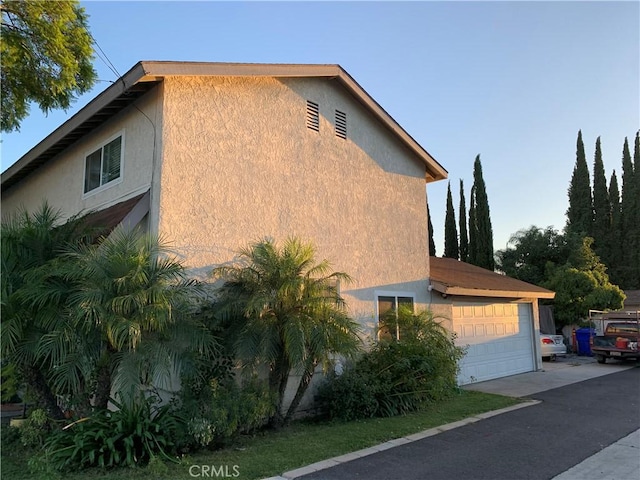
[[306, 101, 319, 132], [335, 110, 347, 139]]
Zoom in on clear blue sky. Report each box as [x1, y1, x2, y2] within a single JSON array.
[[2, 1, 638, 255]]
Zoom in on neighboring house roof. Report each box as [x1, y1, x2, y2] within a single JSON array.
[[623, 290, 640, 309], [429, 256, 555, 299], [1, 61, 448, 191]]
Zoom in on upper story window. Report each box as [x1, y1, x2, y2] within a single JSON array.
[[84, 135, 123, 194]]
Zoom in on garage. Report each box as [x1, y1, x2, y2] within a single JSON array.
[[428, 257, 555, 385], [452, 301, 535, 384]]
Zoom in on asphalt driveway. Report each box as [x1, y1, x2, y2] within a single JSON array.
[[296, 366, 640, 480]]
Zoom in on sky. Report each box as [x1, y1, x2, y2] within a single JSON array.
[[1, 0, 639, 256]]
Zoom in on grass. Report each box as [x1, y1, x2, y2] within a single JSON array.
[[1, 390, 520, 480]]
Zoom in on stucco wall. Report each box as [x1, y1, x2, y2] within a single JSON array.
[[1, 90, 160, 222], [156, 75, 432, 330]]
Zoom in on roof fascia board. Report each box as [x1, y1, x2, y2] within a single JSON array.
[[2, 62, 148, 185], [430, 281, 555, 299]]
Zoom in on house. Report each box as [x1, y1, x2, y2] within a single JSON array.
[[2, 61, 445, 378], [622, 290, 640, 312], [1, 61, 548, 392], [428, 257, 555, 384]]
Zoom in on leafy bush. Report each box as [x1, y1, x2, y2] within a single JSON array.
[[20, 408, 53, 448], [179, 376, 276, 448], [35, 394, 180, 471], [318, 309, 465, 421]]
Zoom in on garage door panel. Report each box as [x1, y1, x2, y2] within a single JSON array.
[[454, 302, 535, 385]]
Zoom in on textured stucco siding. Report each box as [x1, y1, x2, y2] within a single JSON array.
[[1, 91, 159, 222], [157, 75, 431, 329]]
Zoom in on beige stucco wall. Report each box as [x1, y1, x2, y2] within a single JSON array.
[[156, 75, 432, 332], [1, 89, 160, 222]]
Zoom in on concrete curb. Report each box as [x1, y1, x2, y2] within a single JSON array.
[[265, 399, 540, 480]]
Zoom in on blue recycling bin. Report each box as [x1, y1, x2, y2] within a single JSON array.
[[576, 328, 596, 356]]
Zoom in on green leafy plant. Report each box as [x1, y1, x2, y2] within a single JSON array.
[[319, 309, 465, 421], [20, 408, 53, 447], [179, 376, 276, 449], [37, 394, 181, 471], [0, 361, 22, 403], [211, 237, 361, 426]]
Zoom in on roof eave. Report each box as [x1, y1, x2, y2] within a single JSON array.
[[430, 281, 556, 299], [1, 62, 157, 190], [2, 61, 447, 189]]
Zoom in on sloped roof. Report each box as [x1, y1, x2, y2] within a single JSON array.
[[429, 256, 555, 299], [1, 61, 448, 191], [623, 290, 640, 308]]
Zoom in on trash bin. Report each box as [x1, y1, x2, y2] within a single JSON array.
[[576, 328, 595, 356]]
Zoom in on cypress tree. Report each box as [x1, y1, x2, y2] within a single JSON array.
[[631, 132, 640, 287], [608, 170, 622, 284], [459, 179, 469, 262], [468, 185, 478, 265], [591, 137, 611, 264], [566, 130, 593, 237], [427, 200, 436, 257], [620, 136, 638, 288], [469, 155, 494, 270], [444, 182, 459, 259]]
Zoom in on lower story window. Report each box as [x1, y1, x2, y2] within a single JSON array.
[[377, 294, 414, 341]]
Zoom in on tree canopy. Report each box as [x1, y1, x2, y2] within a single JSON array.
[[544, 237, 625, 326], [1, 0, 97, 132], [495, 226, 568, 286]]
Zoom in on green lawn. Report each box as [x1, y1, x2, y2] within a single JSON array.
[[1, 390, 520, 480]]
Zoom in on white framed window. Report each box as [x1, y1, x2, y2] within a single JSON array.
[[84, 133, 123, 194], [376, 292, 415, 341]]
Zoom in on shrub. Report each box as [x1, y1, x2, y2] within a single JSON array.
[[318, 309, 465, 421], [179, 376, 276, 448], [36, 394, 180, 471], [20, 408, 53, 448]]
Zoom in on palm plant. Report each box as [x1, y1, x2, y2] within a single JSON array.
[[1, 203, 91, 418], [212, 237, 361, 426], [55, 228, 218, 409]]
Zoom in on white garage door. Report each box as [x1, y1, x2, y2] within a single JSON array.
[[454, 302, 535, 385]]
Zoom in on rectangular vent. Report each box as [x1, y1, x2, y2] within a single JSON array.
[[335, 110, 347, 139], [306, 100, 319, 131]]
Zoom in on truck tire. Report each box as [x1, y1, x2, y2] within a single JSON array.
[[596, 355, 607, 364]]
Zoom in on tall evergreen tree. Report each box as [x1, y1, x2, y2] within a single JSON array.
[[427, 200, 436, 257], [468, 185, 478, 265], [566, 130, 592, 237], [443, 182, 459, 259], [608, 170, 622, 283], [620, 136, 639, 288], [631, 132, 640, 288], [459, 179, 469, 262], [591, 137, 611, 264], [468, 155, 494, 270]]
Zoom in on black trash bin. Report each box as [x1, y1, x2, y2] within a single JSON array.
[[576, 328, 595, 356]]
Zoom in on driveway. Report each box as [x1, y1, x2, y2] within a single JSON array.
[[280, 356, 639, 480]]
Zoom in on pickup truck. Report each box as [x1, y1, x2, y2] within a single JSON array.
[[590, 319, 640, 364]]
